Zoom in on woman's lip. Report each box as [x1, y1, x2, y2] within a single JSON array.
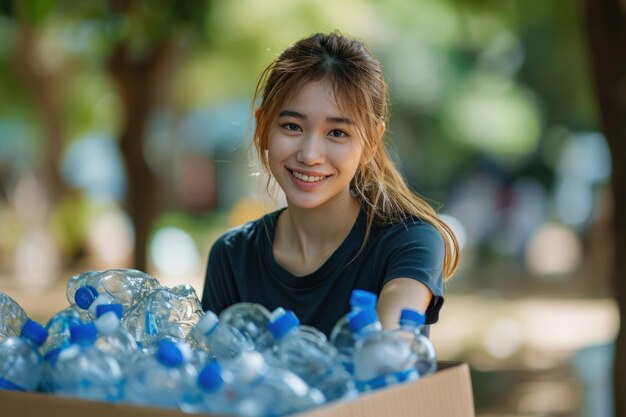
[[287, 169, 329, 190], [287, 168, 331, 177]]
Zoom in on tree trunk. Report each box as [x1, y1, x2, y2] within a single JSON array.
[[582, 0, 626, 415], [107, 38, 183, 271], [13, 26, 66, 206]]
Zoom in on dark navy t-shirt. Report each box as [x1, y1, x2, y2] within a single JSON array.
[[201, 208, 445, 337]]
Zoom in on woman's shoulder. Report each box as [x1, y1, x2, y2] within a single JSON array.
[[372, 215, 444, 247]]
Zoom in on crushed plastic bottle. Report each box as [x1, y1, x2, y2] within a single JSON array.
[[0, 292, 29, 343], [121, 285, 203, 350], [67, 269, 162, 317], [0, 319, 48, 391]]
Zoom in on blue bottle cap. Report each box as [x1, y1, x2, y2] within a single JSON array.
[[69, 323, 98, 344], [399, 309, 426, 326], [156, 340, 184, 368], [21, 319, 48, 347], [74, 286, 99, 309], [267, 309, 299, 340], [96, 303, 123, 319], [348, 308, 378, 333], [350, 289, 377, 309], [198, 361, 224, 392]]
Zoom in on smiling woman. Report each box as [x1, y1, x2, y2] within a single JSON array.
[[201, 32, 460, 336], [267, 79, 363, 212]]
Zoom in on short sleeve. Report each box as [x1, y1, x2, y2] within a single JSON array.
[[381, 221, 445, 324], [201, 235, 239, 314]]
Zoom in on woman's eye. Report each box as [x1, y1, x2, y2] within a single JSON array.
[[282, 123, 301, 132], [329, 129, 347, 138]]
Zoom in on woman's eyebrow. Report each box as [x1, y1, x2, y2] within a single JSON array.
[[279, 110, 306, 119], [278, 110, 352, 124]]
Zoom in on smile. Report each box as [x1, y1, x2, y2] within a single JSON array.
[[289, 169, 328, 183]]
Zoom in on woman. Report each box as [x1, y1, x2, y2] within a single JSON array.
[[201, 32, 459, 336]]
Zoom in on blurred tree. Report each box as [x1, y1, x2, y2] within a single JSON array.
[[2, 0, 66, 205], [0, 0, 213, 271], [583, 0, 626, 414]]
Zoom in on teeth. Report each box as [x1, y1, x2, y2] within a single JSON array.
[[291, 170, 325, 182]]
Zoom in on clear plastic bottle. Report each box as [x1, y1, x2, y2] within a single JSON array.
[[41, 305, 89, 361], [0, 319, 48, 391], [0, 292, 29, 343], [267, 308, 357, 403], [349, 309, 418, 392], [125, 339, 198, 409], [392, 309, 437, 376], [94, 304, 139, 369], [190, 352, 325, 417], [190, 310, 254, 361], [219, 302, 276, 353], [121, 285, 203, 350], [329, 289, 378, 374], [49, 323, 124, 402], [67, 269, 162, 317]]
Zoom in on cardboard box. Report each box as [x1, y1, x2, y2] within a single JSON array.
[[0, 362, 474, 417]]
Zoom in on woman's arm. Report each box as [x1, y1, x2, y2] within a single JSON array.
[[376, 277, 433, 330]]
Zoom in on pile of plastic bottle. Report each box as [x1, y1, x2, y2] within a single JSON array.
[[0, 269, 437, 417]]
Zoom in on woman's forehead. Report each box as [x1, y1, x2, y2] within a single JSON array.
[[281, 78, 360, 119]]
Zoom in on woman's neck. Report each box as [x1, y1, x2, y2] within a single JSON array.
[[275, 194, 361, 268]]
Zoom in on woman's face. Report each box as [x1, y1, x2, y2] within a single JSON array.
[[267, 79, 364, 210]]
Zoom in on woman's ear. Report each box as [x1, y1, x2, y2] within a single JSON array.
[[254, 107, 268, 150]]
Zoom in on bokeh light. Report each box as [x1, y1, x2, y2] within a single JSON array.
[[525, 223, 582, 276], [150, 227, 201, 280]]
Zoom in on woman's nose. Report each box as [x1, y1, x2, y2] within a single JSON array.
[[296, 134, 325, 165]]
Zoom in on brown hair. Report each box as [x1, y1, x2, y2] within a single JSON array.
[[253, 32, 459, 281]]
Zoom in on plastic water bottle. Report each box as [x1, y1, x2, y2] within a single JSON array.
[[65, 269, 100, 303], [350, 309, 418, 392], [267, 308, 356, 402], [190, 310, 254, 361], [67, 269, 162, 317], [121, 285, 203, 350], [0, 292, 28, 343], [191, 352, 325, 417], [125, 339, 198, 409], [393, 309, 437, 376], [227, 352, 326, 416], [219, 302, 276, 353], [0, 319, 48, 391], [50, 323, 124, 402], [330, 289, 378, 374], [94, 304, 139, 369], [41, 305, 89, 361]]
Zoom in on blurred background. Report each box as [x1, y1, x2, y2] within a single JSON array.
[[0, 0, 622, 416]]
